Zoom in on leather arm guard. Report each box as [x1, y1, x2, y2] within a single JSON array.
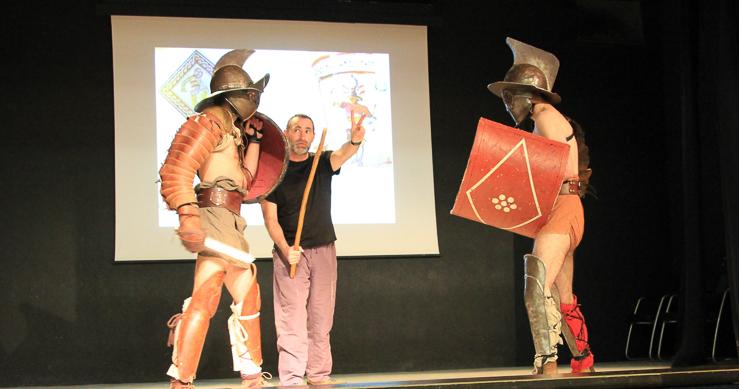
[[160, 113, 225, 251], [159, 113, 225, 210]]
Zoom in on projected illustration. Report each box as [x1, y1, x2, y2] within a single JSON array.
[[155, 48, 396, 228], [159, 50, 215, 116], [312, 53, 393, 168]]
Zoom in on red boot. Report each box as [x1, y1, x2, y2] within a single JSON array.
[[561, 295, 595, 373]]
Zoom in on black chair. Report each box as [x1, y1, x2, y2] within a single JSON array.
[[711, 288, 737, 362], [625, 295, 672, 360], [656, 294, 679, 360]]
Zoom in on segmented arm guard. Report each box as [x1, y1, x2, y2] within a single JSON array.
[[159, 113, 225, 210]]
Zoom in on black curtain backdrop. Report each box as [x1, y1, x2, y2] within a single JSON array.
[[710, 0, 739, 361], [644, 0, 739, 365], [2, 0, 739, 387]]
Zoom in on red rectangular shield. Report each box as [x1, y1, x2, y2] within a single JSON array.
[[451, 117, 570, 238]]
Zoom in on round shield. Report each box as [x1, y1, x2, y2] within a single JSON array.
[[243, 111, 289, 203]]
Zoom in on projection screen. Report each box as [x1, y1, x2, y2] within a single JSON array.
[[112, 15, 438, 261]]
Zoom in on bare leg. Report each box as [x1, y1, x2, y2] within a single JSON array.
[[532, 233, 570, 293], [554, 251, 575, 305], [193, 255, 228, 291]]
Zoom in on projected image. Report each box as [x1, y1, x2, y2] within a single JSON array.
[[155, 48, 396, 228]]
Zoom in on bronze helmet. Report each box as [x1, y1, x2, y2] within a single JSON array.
[[194, 49, 270, 120], [487, 38, 561, 125]]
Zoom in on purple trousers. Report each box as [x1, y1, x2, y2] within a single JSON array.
[[273, 243, 337, 385]]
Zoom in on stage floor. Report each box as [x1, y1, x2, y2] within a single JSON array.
[[8, 361, 739, 388]]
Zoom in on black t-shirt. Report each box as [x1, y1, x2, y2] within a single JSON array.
[[265, 151, 340, 249]]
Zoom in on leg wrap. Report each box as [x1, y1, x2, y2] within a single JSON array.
[[561, 294, 594, 373], [524, 254, 561, 372], [551, 286, 590, 371], [228, 265, 263, 375], [167, 272, 224, 383]]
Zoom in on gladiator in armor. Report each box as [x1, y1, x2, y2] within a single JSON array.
[[486, 38, 595, 375], [159, 49, 287, 388]]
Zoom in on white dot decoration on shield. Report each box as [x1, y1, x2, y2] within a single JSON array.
[[492, 193, 517, 212]]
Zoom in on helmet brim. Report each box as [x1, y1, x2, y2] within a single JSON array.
[[194, 74, 269, 113], [487, 81, 561, 104]]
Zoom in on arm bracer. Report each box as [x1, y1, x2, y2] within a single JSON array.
[[159, 113, 224, 210]]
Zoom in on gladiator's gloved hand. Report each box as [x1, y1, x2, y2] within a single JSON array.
[[287, 246, 303, 265], [177, 204, 205, 253], [244, 118, 264, 143]]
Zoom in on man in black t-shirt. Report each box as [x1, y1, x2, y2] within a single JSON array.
[[260, 112, 365, 386]]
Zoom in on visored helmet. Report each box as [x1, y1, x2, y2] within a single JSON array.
[[194, 49, 269, 120], [487, 38, 561, 125]]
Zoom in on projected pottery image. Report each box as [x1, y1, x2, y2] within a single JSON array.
[[312, 53, 394, 167]]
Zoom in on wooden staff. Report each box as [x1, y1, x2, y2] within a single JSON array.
[[290, 128, 328, 279]]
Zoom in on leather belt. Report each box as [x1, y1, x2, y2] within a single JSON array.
[[197, 187, 242, 215], [559, 179, 582, 196]]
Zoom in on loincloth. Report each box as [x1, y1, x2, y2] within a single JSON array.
[[537, 195, 584, 250], [197, 177, 249, 259]]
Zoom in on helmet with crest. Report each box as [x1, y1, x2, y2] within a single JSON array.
[[194, 49, 269, 121], [487, 38, 561, 126]]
